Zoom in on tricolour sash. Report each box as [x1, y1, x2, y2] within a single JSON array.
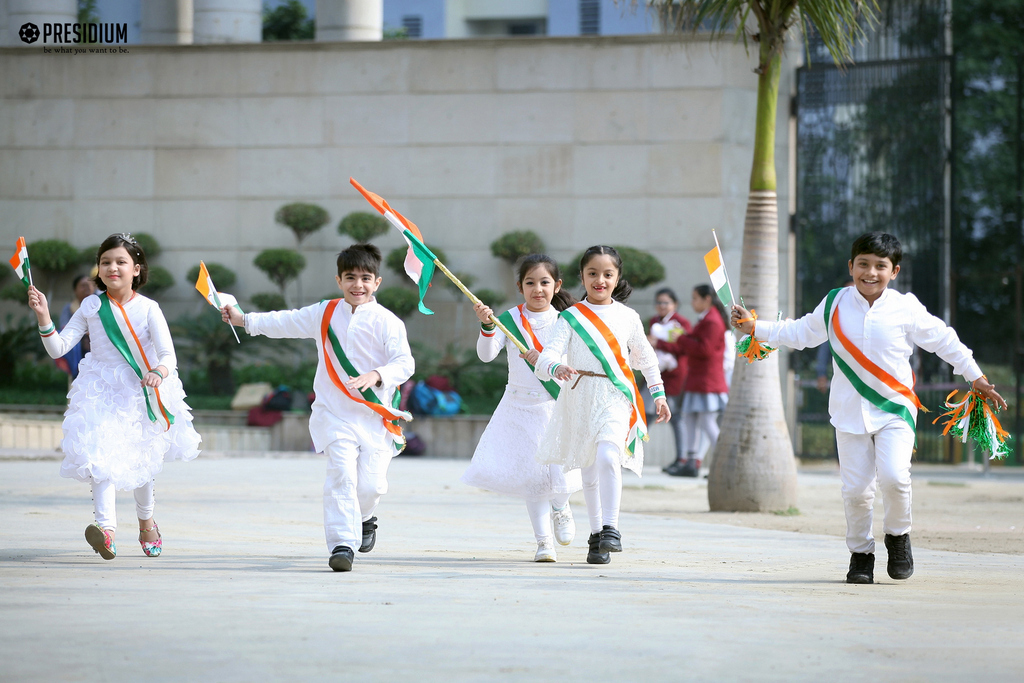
[[320, 299, 412, 452], [96, 293, 175, 431], [497, 305, 560, 400], [825, 287, 924, 431], [560, 303, 647, 455]]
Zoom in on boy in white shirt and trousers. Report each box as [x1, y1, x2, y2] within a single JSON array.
[[733, 233, 1006, 584], [224, 244, 414, 572]]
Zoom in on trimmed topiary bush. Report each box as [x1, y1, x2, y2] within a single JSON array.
[[475, 289, 506, 308], [79, 245, 99, 265], [254, 249, 306, 297], [338, 211, 389, 242], [27, 239, 79, 276], [568, 247, 665, 290], [376, 287, 419, 318], [140, 266, 175, 297], [187, 263, 237, 290], [132, 233, 161, 258], [251, 292, 288, 312], [444, 271, 476, 297], [275, 203, 329, 244], [490, 230, 545, 264]]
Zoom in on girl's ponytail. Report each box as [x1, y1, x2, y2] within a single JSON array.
[[611, 279, 632, 303], [551, 288, 577, 312]]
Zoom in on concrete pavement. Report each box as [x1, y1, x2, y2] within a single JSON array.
[[1, 457, 1022, 682]]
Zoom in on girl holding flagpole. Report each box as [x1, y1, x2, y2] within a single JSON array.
[[461, 255, 582, 562], [26, 233, 201, 561], [532, 246, 671, 565]]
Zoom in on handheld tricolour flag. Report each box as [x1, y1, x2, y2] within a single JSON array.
[[9, 237, 32, 288], [195, 261, 242, 344], [703, 230, 734, 308], [349, 178, 438, 316]]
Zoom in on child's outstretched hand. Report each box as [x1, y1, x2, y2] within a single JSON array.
[[731, 304, 755, 334], [973, 376, 1008, 411], [221, 304, 244, 327], [27, 286, 51, 324], [552, 364, 577, 381], [473, 301, 494, 325], [653, 397, 671, 423], [346, 370, 381, 392], [519, 349, 540, 365]]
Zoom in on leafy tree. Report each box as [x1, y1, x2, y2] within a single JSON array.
[[140, 266, 175, 298], [254, 249, 306, 303], [79, 245, 98, 265], [251, 292, 288, 312], [474, 289, 506, 309], [187, 263, 237, 291], [275, 203, 329, 244], [648, 0, 874, 511], [263, 0, 314, 41], [490, 230, 545, 264], [0, 315, 39, 386], [338, 212, 389, 242], [132, 232, 161, 259], [443, 272, 476, 297], [376, 287, 419, 318], [172, 309, 246, 395], [27, 239, 79, 297]]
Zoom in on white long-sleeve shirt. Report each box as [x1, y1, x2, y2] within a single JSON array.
[[40, 293, 176, 371], [244, 298, 414, 451], [477, 306, 564, 394], [755, 286, 983, 434]]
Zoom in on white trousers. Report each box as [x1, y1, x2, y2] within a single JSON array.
[[836, 419, 915, 554], [323, 437, 393, 551], [581, 440, 622, 533], [684, 411, 721, 463], [91, 478, 155, 531], [525, 492, 570, 543]]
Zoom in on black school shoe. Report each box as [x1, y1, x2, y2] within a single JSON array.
[[329, 545, 354, 572], [885, 533, 914, 580], [846, 552, 874, 584], [587, 532, 610, 564], [360, 516, 378, 553], [599, 525, 622, 553]]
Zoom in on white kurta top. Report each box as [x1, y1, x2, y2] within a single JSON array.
[[755, 286, 983, 434], [476, 306, 562, 393], [244, 298, 414, 452], [534, 300, 663, 475]]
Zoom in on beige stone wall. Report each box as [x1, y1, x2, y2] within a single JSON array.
[[0, 35, 796, 348]]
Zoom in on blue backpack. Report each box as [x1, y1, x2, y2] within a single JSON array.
[[410, 382, 462, 416]]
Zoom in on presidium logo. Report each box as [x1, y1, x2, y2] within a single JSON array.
[[19, 21, 127, 45]]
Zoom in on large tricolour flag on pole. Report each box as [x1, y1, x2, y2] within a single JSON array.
[[703, 243, 734, 308], [350, 177, 438, 315], [9, 237, 31, 288]]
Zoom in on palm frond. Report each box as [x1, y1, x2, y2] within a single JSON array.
[[650, 0, 751, 43], [799, 0, 878, 66]]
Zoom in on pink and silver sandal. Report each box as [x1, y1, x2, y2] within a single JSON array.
[[85, 523, 116, 560]]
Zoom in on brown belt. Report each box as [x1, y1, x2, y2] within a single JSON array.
[[570, 370, 608, 390]]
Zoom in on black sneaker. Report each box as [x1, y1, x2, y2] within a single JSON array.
[[586, 532, 610, 564], [360, 516, 378, 553], [599, 525, 622, 553], [329, 545, 354, 572], [884, 533, 914, 580], [663, 461, 686, 475], [668, 460, 699, 478], [846, 552, 874, 584]]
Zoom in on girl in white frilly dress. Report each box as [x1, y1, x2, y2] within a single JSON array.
[[531, 246, 671, 565], [27, 233, 201, 561], [461, 255, 582, 562]]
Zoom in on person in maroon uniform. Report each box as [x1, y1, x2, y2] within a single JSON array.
[[648, 288, 692, 472], [651, 284, 729, 477]]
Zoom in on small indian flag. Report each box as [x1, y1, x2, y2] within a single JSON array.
[[195, 260, 242, 343], [9, 236, 31, 288], [350, 177, 438, 315], [703, 236, 734, 308]]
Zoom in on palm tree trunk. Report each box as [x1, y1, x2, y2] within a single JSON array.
[[707, 46, 799, 512]]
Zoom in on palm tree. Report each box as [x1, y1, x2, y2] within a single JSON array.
[[648, 0, 875, 511]]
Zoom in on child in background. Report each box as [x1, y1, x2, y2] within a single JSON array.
[[533, 246, 671, 565], [461, 255, 582, 562], [223, 244, 414, 572], [732, 232, 1006, 584], [27, 233, 201, 560]]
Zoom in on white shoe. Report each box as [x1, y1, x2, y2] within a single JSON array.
[[534, 539, 556, 562], [551, 504, 576, 546]]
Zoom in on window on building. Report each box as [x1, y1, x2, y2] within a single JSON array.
[[402, 15, 423, 38], [509, 22, 540, 35], [580, 0, 600, 35]]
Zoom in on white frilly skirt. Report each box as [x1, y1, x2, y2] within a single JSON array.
[[59, 356, 202, 491], [461, 386, 582, 500]]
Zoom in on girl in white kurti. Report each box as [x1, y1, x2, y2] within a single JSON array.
[[461, 255, 582, 562], [534, 246, 671, 565], [27, 234, 201, 561]]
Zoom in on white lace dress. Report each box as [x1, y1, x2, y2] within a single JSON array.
[[460, 307, 583, 499], [40, 293, 201, 491], [534, 301, 663, 476]]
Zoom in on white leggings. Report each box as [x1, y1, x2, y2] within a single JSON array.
[[525, 492, 570, 543], [91, 479, 155, 531], [684, 411, 721, 462], [580, 440, 622, 533]]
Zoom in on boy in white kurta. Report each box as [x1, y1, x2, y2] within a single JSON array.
[[733, 232, 1006, 584], [224, 244, 414, 572]]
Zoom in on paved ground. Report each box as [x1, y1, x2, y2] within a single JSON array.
[[2, 457, 1023, 682]]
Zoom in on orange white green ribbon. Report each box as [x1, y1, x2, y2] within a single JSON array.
[[497, 305, 560, 400], [319, 298, 412, 452], [96, 293, 174, 430], [735, 309, 777, 363], [933, 388, 1012, 459], [560, 303, 647, 456], [824, 287, 923, 431]]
